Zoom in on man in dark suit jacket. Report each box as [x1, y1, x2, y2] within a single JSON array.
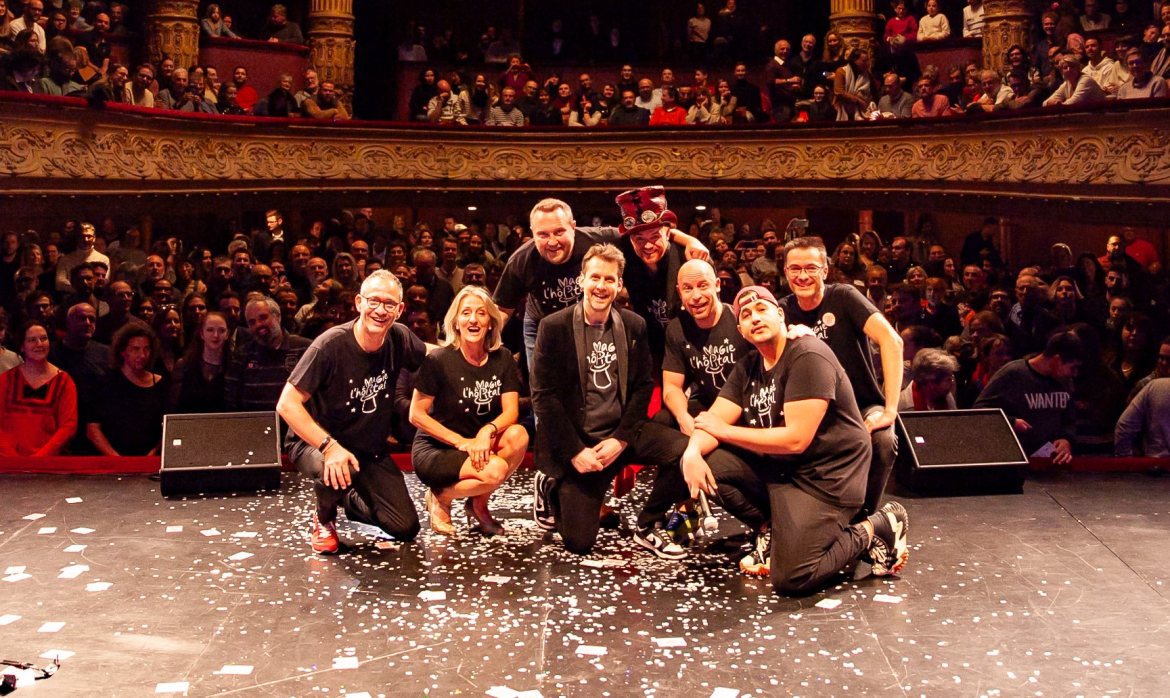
[[531, 243, 654, 555]]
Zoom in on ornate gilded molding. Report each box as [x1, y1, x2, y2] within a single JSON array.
[[3, 97, 1170, 207], [146, 0, 200, 70], [983, 0, 1034, 77], [308, 0, 355, 110]]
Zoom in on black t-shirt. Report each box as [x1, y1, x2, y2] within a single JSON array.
[[779, 284, 884, 410], [662, 304, 753, 409], [413, 345, 521, 442], [719, 337, 871, 508], [89, 371, 169, 457], [493, 227, 617, 321], [582, 321, 622, 440], [617, 237, 683, 355], [286, 320, 426, 459]]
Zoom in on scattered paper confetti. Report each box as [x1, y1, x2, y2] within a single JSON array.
[[37, 622, 66, 633], [653, 637, 687, 648], [22, 513, 46, 520], [418, 590, 446, 602], [40, 649, 75, 661], [482, 575, 511, 584], [575, 645, 608, 656], [0, 615, 21, 625], [580, 558, 625, 568], [155, 682, 190, 693], [874, 594, 904, 604], [65, 497, 83, 504], [332, 657, 359, 670], [166, 526, 183, 533], [231, 531, 258, 538], [213, 665, 253, 675], [4, 566, 25, 575], [38, 527, 57, 534], [227, 552, 254, 561], [710, 689, 740, 698], [201, 529, 221, 537], [70, 528, 95, 535], [58, 564, 90, 579], [816, 598, 843, 609], [86, 582, 113, 592], [63, 544, 87, 553], [3, 574, 32, 583]]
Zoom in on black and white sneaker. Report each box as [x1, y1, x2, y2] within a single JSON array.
[[533, 471, 556, 531], [634, 526, 687, 560], [739, 523, 771, 577], [865, 501, 909, 576]]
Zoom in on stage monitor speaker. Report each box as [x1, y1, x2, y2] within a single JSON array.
[[894, 408, 1029, 495], [160, 412, 283, 497]]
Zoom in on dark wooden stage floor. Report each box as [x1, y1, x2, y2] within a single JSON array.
[[2, 470, 1168, 697]]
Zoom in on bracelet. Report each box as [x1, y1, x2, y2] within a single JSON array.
[[484, 423, 499, 438], [319, 435, 334, 453]]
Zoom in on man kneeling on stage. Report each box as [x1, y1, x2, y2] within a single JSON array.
[[277, 270, 428, 554], [531, 243, 655, 555], [681, 286, 910, 594]]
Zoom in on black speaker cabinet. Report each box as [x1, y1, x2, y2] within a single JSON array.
[[894, 409, 1030, 495], [160, 412, 283, 496]]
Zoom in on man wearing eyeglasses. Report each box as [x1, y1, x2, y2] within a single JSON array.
[[1117, 49, 1169, 100], [278, 270, 430, 555], [778, 237, 904, 523]]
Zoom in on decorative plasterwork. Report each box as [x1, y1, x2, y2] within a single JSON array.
[[3, 98, 1170, 203]]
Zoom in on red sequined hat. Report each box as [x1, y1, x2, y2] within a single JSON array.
[[615, 186, 678, 236]]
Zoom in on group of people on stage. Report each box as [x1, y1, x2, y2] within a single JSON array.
[[275, 186, 911, 596]]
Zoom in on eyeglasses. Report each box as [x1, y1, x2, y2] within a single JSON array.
[[785, 265, 824, 277], [363, 296, 400, 309]]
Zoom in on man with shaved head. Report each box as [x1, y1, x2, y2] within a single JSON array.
[[628, 258, 752, 559]]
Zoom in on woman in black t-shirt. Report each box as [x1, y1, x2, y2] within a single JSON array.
[[87, 324, 168, 456], [409, 287, 528, 536]]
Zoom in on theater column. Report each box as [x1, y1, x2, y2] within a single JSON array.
[[981, 0, 1033, 77], [829, 0, 878, 56], [308, 0, 356, 110], [146, 0, 200, 69]]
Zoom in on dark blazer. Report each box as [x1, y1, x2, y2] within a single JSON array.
[[531, 303, 655, 479]]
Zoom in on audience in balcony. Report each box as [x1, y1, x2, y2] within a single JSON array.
[[8, 0, 45, 53], [833, 49, 876, 121], [962, 0, 984, 38], [1043, 54, 1107, 106], [201, 3, 240, 40], [263, 4, 303, 45], [878, 72, 914, 118]]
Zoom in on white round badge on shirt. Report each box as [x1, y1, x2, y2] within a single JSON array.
[[823, 312, 836, 327]]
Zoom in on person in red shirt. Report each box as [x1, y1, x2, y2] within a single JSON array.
[[650, 86, 688, 126], [1120, 227, 1161, 273], [884, 0, 919, 44], [227, 65, 258, 114], [0, 321, 78, 457]]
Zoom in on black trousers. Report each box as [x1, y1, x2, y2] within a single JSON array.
[[861, 404, 899, 520], [705, 446, 869, 596], [289, 440, 421, 542], [549, 451, 633, 556], [631, 411, 693, 529]]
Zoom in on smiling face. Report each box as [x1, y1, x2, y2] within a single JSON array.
[[455, 293, 492, 347], [357, 276, 404, 336], [201, 314, 228, 351], [22, 324, 50, 363], [783, 247, 828, 304], [677, 261, 721, 325], [531, 208, 575, 265], [579, 256, 622, 318]]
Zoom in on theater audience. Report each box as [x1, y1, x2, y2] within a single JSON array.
[[900, 348, 959, 411], [171, 311, 229, 414], [201, 4, 239, 39], [1115, 378, 1170, 457], [87, 324, 168, 456], [0, 320, 77, 456]]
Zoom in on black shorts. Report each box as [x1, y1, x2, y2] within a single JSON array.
[[411, 437, 468, 490]]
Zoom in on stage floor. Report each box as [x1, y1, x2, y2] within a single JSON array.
[[1, 470, 1168, 697]]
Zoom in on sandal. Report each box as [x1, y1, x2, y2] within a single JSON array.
[[465, 496, 505, 537], [426, 490, 457, 536]]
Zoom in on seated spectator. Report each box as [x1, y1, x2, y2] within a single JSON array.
[[996, 69, 1041, 110], [1116, 377, 1170, 457], [217, 84, 245, 114], [293, 69, 319, 110], [486, 86, 524, 126], [71, 45, 99, 86], [1117, 49, 1168, 100], [0, 38, 44, 93], [963, 0, 984, 38], [427, 80, 468, 125], [650, 86, 689, 126], [528, 87, 562, 126], [0, 321, 77, 456], [711, 79, 739, 123], [94, 280, 141, 344], [1106, 312, 1156, 394], [1127, 335, 1170, 402], [156, 67, 188, 109], [968, 69, 1010, 112], [125, 63, 155, 107], [911, 76, 952, 117], [266, 73, 295, 118], [731, 62, 767, 122], [303, 81, 349, 120], [1043, 55, 1106, 107], [918, 0, 951, 41], [833, 49, 876, 121], [1080, 0, 1110, 31], [900, 347, 959, 411], [804, 84, 837, 122], [88, 61, 130, 103], [568, 93, 603, 127], [225, 297, 310, 412], [56, 223, 109, 293], [877, 72, 913, 118], [170, 311, 229, 414], [34, 43, 84, 96], [608, 89, 650, 126], [408, 68, 439, 122], [8, 0, 46, 54], [219, 66, 257, 114], [884, 1, 918, 45], [201, 3, 239, 39], [264, 4, 303, 44], [152, 304, 184, 375], [958, 333, 1012, 407], [87, 323, 168, 456], [975, 331, 1082, 462], [1083, 37, 1120, 95], [687, 87, 721, 125], [635, 78, 661, 113]]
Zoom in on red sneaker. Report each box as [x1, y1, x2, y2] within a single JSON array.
[[311, 512, 340, 554]]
